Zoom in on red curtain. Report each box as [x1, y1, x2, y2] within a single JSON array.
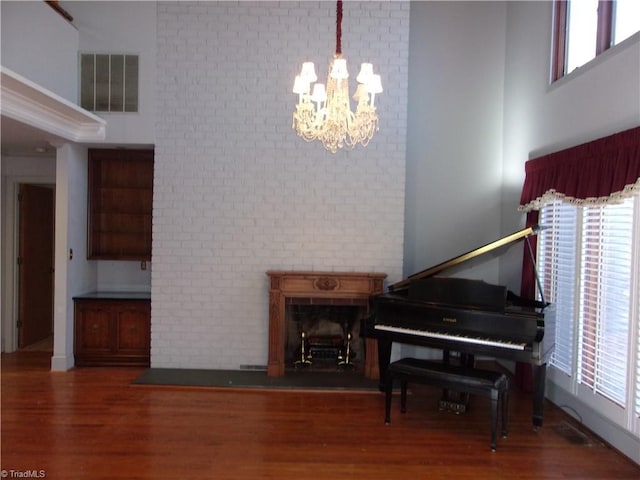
[[515, 126, 640, 392], [519, 126, 640, 211]]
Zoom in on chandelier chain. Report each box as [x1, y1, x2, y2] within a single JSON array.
[[335, 0, 342, 56]]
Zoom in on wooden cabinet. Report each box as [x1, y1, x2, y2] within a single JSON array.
[[74, 295, 150, 366], [88, 149, 153, 260]]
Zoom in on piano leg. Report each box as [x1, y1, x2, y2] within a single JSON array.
[[377, 338, 393, 392], [532, 364, 547, 428]]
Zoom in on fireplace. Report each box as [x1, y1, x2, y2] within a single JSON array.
[[286, 304, 362, 370], [266, 271, 386, 378]]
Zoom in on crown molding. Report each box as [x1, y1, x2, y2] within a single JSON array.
[[1, 66, 106, 143]]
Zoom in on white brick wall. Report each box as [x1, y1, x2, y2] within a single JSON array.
[[152, 1, 409, 369]]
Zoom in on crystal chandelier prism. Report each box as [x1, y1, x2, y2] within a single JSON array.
[[292, 0, 382, 154]]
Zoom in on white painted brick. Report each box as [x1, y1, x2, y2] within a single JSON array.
[[151, 1, 409, 369]]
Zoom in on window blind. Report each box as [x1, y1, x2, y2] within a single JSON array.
[[539, 200, 578, 375], [539, 194, 640, 436], [578, 198, 634, 407]]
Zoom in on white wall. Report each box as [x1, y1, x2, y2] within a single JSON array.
[[151, 1, 409, 369], [500, 1, 640, 464], [59, 1, 156, 291], [2, 0, 638, 462], [405, 1, 508, 284], [1, 1, 155, 343], [0, 1, 79, 102], [51, 144, 97, 370], [500, 1, 640, 289], [64, 1, 156, 145]]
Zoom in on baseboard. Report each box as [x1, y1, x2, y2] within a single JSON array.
[[546, 381, 640, 465]]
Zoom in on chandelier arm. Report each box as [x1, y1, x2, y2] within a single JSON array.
[[335, 0, 342, 56]]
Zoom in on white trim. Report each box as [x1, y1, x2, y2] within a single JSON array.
[[519, 180, 640, 212], [0, 67, 106, 142]]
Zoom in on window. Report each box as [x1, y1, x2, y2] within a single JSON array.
[[80, 54, 139, 112], [538, 195, 640, 433], [552, 0, 640, 81]]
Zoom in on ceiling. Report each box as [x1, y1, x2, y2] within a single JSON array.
[[1, 67, 106, 158], [1, 115, 60, 157]]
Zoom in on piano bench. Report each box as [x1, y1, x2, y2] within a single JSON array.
[[384, 357, 509, 452]]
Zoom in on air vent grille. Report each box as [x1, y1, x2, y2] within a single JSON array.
[[80, 53, 138, 112]]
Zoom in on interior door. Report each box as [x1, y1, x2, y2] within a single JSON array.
[[18, 184, 55, 348]]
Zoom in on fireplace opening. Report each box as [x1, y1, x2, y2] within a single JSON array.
[[285, 304, 364, 372], [267, 271, 386, 378]]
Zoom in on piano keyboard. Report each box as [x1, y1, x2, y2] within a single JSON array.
[[374, 324, 528, 350]]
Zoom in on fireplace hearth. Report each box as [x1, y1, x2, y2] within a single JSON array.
[[266, 271, 387, 378]]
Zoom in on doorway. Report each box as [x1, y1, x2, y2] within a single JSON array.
[[17, 184, 55, 351]]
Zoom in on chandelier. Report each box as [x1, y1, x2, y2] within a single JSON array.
[[292, 0, 382, 154]]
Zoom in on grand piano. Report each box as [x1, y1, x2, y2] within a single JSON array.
[[364, 226, 555, 427]]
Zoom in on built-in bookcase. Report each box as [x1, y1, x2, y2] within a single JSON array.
[[87, 148, 153, 260]]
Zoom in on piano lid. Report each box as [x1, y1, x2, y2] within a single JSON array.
[[389, 225, 541, 292]]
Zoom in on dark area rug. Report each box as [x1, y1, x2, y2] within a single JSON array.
[[132, 368, 382, 392]]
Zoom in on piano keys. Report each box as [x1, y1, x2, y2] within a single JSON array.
[[363, 226, 555, 427], [374, 323, 529, 351]]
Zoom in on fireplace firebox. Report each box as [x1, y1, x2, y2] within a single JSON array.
[[286, 304, 362, 370], [266, 271, 386, 378]]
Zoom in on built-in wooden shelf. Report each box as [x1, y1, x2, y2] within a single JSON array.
[[87, 149, 153, 261]]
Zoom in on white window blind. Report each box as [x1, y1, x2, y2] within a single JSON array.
[[539, 200, 578, 375], [578, 199, 633, 406], [538, 193, 639, 435], [636, 263, 640, 420]]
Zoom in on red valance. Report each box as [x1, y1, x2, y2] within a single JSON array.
[[519, 126, 640, 212]]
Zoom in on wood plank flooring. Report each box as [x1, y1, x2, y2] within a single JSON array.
[[2, 352, 639, 479]]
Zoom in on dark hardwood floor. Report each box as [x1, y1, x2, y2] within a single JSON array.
[[2, 351, 638, 479]]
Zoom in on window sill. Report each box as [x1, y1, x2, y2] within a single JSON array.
[[549, 30, 639, 91]]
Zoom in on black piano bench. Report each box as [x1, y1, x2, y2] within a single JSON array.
[[384, 357, 509, 452]]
